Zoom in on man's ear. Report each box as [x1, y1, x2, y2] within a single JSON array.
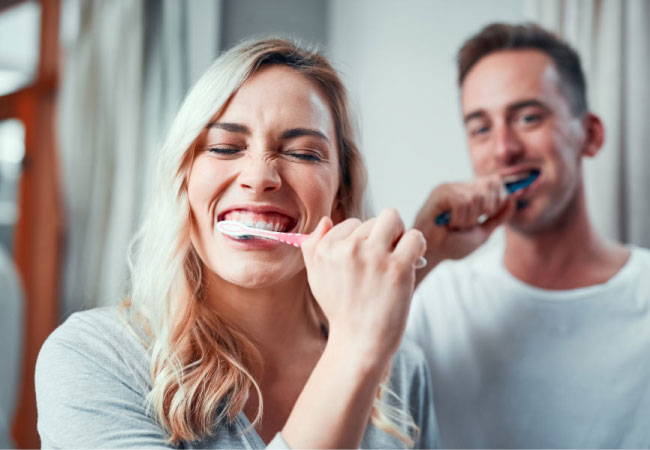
[[581, 113, 605, 158]]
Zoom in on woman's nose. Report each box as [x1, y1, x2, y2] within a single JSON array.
[[238, 155, 282, 193]]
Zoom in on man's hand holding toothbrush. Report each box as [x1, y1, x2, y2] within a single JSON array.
[[413, 174, 517, 286]]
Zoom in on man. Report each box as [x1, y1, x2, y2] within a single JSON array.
[[408, 23, 650, 448]]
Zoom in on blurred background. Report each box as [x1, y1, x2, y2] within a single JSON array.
[[0, 0, 648, 447]]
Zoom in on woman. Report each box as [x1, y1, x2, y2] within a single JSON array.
[[36, 38, 437, 448]]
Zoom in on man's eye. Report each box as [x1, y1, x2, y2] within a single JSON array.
[[471, 125, 489, 136], [515, 112, 544, 128], [521, 114, 540, 123]]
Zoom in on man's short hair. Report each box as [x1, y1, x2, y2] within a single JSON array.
[[457, 23, 588, 117]]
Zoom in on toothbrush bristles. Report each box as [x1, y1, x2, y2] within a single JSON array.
[[233, 234, 275, 241]]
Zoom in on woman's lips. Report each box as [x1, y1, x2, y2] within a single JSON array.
[[214, 209, 299, 249]]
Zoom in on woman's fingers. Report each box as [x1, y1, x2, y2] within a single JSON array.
[[368, 208, 405, 250], [304, 210, 424, 272], [349, 217, 377, 241], [393, 228, 427, 268], [322, 217, 363, 243]]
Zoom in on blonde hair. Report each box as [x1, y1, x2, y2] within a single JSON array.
[[125, 37, 417, 446]]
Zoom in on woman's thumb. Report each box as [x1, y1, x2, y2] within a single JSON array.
[[301, 216, 333, 257]]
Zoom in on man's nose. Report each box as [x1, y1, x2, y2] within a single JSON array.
[[238, 154, 282, 193], [494, 125, 524, 164]]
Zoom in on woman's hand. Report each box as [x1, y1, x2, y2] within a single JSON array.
[[280, 209, 425, 449], [301, 208, 426, 364]]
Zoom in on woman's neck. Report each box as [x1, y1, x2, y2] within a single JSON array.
[[204, 271, 324, 360]]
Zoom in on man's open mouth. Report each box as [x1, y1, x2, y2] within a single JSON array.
[[503, 169, 540, 194]]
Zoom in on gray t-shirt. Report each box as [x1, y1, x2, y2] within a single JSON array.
[[36, 307, 439, 448]]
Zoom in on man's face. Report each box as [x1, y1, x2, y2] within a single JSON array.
[[461, 49, 587, 234]]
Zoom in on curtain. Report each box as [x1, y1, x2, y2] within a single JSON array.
[[523, 0, 650, 247], [58, 0, 221, 318], [0, 246, 22, 449]]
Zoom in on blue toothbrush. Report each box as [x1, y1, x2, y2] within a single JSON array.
[[434, 170, 539, 226]]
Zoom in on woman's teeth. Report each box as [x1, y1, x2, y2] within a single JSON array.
[[240, 220, 285, 232], [220, 211, 292, 233]]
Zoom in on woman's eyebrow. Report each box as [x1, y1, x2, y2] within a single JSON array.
[[207, 122, 250, 134], [281, 128, 330, 143]]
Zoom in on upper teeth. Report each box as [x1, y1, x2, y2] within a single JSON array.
[[240, 220, 284, 232], [504, 171, 534, 183], [221, 210, 293, 233]]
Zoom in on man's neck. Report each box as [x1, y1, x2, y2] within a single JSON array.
[[503, 191, 630, 290]]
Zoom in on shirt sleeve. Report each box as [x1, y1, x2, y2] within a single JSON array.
[[412, 352, 440, 449], [405, 287, 433, 356], [35, 315, 175, 449]]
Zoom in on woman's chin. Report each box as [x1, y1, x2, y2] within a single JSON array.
[[212, 260, 304, 289]]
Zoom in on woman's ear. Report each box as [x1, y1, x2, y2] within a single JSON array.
[[581, 113, 605, 158], [330, 200, 345, 224]]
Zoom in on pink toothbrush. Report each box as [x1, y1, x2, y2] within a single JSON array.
[[216, 220, 427, 268], [216, 220, 308, 247]]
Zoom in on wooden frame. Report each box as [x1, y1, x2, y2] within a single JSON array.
[[0, 0, 62, 447]]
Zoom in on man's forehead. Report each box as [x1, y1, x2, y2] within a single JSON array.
[[460, 49, 561, 114]]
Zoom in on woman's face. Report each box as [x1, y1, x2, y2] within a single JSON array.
[[188, 65, 341, 289]]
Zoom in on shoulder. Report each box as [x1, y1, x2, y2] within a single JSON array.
[[408, 244, 503, 334], [391, 339, 428, 376], [625, 246, 650, 294], [630, 245, 650, 266], [385, 340, 439, 448], [36, 306, 149, 391], [36, 306, 150, 390], [418, 242, 503, 295], [38, 307, 147, 371], [388, 339, 433, 408], [35, 307, 166, 448]]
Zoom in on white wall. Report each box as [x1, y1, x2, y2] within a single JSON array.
[[221, 0, 327, 50], [327, 0, 523, 224]]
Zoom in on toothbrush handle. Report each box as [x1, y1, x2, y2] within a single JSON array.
[[273, 232, 310, 247], [434, 211, 452, 226]]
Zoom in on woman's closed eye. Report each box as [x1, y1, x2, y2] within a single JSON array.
[[208, 146, 245, 157], [283, 149, 325, 163]]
